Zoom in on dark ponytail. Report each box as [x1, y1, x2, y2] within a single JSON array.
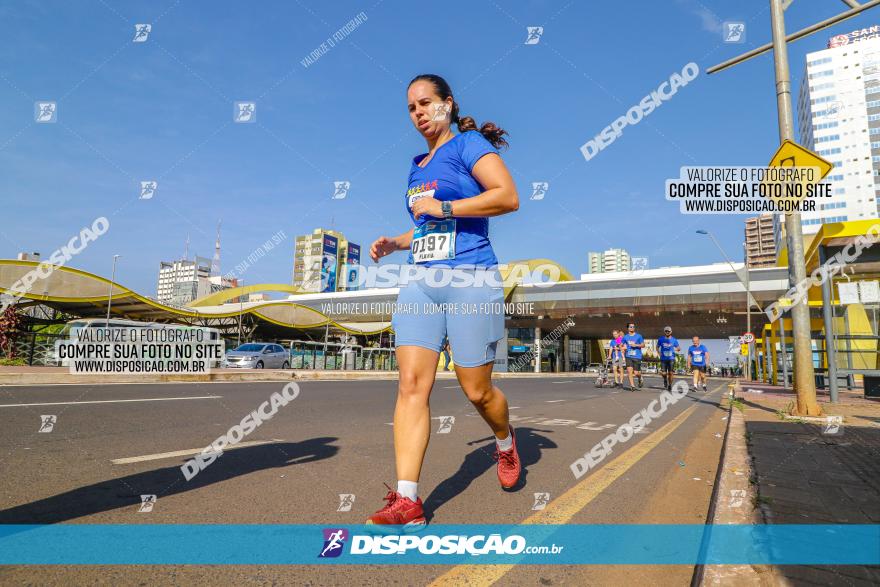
[[409, 74, 509, 150]]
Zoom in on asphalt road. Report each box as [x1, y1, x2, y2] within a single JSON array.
[[0, 375, 731, 586]]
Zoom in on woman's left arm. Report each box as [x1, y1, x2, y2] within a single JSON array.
[[453, 153, 518, 217]]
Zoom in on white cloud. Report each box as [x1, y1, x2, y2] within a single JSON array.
[[678, 0, 723, 33]]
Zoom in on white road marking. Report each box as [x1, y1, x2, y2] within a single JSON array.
[[111, 439, 284, 464], [551, 381, 575, 384], [0, 395, 222, 408], [443, 385, 460, 389], [545, 400, 566, 403]]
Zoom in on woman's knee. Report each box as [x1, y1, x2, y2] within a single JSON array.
[[461, 380, 493, 404], [398, 371, 430, 401]]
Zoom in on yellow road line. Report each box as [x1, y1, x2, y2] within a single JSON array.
[[429, 388, 715, 586]]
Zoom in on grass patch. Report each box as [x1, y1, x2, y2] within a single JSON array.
[[0, 358, 27, 366], [775, 400, 796, 420]]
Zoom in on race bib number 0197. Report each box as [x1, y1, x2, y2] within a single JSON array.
[[408, 189, 435, 209], [412, 220, 455, 263]]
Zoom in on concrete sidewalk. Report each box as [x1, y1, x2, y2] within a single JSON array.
[[0, 365, 600, 385], [737, 378, 871, 403], [705, 380, 880, 585]]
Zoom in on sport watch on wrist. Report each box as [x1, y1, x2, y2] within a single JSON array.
[[441, 200, 453, 218]]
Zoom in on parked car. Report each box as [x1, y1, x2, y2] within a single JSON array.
[[223, 343, 289, 369]]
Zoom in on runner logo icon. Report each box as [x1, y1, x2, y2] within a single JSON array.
[[138, 495, 157, 513], [436, 416, 455, 434], [337, 494, 355, 512], [38, 415, 57, 433], [532, 492, 550, 510], [319, 528, 348, 558]]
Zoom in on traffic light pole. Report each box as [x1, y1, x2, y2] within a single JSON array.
[[769, 0, 822, 415]]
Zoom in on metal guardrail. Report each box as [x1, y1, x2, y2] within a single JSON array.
[[287, 340, 397, 371], [2, 331, 65, 366]]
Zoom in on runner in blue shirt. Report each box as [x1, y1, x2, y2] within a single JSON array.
[[367, 74, 520, 529], [687, 336, 710, 392], [605, 329, 625, 387], [657, 326, 680, 391], [622, 323, 645, 391]]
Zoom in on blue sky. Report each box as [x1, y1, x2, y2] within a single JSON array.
[[2, 0, 878, 295]]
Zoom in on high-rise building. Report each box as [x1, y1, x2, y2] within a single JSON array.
[[587, 248, 632, 273], [157, 256, 211, 305], [156, 257, 238, 306], [795, 27, 880, 237], [292, 228, 360, 293], [745, 214, 777, 268]]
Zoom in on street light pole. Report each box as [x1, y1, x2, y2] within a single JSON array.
[[743, 241, 752, 381], [237, 280, 243, 347], [697, 230, 756, 380], [769, 0, 821, 415], [106, 255, 120, 323]]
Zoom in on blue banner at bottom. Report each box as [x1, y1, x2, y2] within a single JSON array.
[[0, 524, 877, 565]]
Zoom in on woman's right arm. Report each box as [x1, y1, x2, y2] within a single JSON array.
[[370, 228, 414, 262], [396, 228, 414, 250]]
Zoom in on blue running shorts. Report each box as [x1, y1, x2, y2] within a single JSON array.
[[392, 267, 505, 367]]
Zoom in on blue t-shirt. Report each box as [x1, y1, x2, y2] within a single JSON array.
[[657, 336, 680, 361], [622, 333, 644, 360], [405, 131, 499, 267], [688, 344, 709, 366], [609, 338, 623, 360]]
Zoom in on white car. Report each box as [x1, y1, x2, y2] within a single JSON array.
[[223, 343, 289, 369]]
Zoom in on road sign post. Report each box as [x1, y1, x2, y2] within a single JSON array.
[[706, 0, 870, 414], [766, 0, 822, 416]]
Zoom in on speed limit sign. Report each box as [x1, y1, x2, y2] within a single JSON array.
[[742, 332, 755, 344]]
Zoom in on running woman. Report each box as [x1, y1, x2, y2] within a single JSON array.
[[367, 74, 520, 530], [622, 323, 645, 391], [607, 329, 624, 387], [687, 336, 710, 391], [657, 326, 680, 391]]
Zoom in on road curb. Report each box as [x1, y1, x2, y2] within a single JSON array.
[[696, 392, 782, 586]]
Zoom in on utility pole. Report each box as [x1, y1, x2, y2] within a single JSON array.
[[769, 0, 821, 416], [705, 0, 859, 415]]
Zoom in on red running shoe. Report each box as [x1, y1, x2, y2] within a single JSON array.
[[494, 425, 522, 489], [365, 483, 426, 532]]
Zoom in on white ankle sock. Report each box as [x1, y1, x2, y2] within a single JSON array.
[[397, 480, 418, 501], [495, 431, 513, 452]]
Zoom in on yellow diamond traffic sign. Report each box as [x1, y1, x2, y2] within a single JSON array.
[[761, 140, 834, 205], [768, 139, 833, 180]]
